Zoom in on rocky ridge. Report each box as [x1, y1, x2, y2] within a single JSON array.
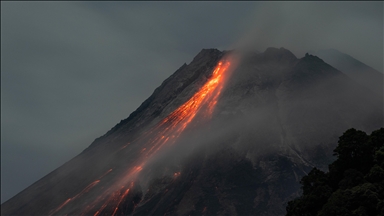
[[2, 47, 382, 216]]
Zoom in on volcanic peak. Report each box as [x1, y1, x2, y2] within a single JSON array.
[[263, 47, 298, 63]]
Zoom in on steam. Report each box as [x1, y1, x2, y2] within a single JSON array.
[[230, 2, 383, 72], [46, 57, 238, 215], [3, 2, 382, 214]]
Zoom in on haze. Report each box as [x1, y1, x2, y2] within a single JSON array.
[[1, 1, 382, 203]]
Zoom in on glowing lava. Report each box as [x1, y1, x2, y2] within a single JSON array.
[[50, 60, 232, 215], [140, 61, 231, 157], [49, 180, 101, 215], [49, 170, 113, 216]]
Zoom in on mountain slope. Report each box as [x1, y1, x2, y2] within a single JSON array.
[[309, 49, 383, 95], [133, 48, 382, 215], [2, 47, 382, 216]]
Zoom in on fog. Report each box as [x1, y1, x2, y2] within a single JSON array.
[[232, 2, 383, 73], [2, 1, 382, 203], [129, 47, 383, 195]]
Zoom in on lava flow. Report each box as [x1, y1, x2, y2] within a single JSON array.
[[140, 60, 231, 157], [50, 59, 232, 215], [49, 169, 114, 216]]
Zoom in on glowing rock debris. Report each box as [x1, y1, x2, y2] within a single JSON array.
[[49, 60, 231, 215]]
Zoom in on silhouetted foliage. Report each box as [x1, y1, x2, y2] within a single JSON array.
[[286, 128, 384, 216]]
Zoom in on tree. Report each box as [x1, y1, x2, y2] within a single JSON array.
[[286, 128, 384, 216]]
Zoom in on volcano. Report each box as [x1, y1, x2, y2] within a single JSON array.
[[2, 47, 383, 216], [309, 48, 383, 95]]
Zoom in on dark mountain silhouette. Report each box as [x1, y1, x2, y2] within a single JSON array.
[[1, 47, 382, 216], [309, 48, 383, 95]]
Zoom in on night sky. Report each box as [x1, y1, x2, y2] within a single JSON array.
[[1, 1, 382, 203]]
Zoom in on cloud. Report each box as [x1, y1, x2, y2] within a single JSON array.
[[1, 1, 382, 203], [232, 2, 383, 72]]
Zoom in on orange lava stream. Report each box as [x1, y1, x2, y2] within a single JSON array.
[[50, 60, 231, 215], [111, 188, 130, 216], [49, 169, 113, 216], [99, 168, 113, 179], [141, 61, 231, 158], [78, 165, 143, 216], [111, 182, 134, 216], [93, 191, 117, 216], [49, 198, 72, 215], [49, 180, 100, 216]]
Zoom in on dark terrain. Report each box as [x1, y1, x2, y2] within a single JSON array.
[[2, 47, 383, 216]]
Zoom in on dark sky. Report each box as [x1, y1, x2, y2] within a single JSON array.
[[1, 2, 382, 203]]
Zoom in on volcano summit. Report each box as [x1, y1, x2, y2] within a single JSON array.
[[2, 47, 383, 216]]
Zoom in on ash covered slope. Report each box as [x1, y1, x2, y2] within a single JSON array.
[[133, 48, 382, 216], [2, 47, 383, 216], [309, 49, 383, 95], [1, 48, 225, 215]]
